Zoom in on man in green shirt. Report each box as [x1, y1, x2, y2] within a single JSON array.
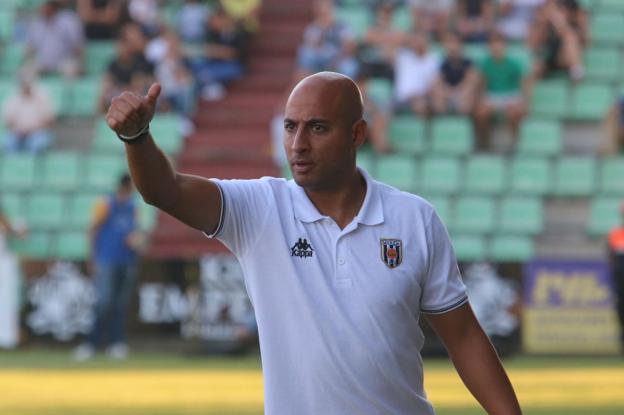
[[475, 33, 526, 149]]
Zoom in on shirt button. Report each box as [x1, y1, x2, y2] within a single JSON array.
[[338, 257, 345, 265]]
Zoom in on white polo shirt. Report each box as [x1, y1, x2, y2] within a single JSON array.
[[208, 169, 467, 415]]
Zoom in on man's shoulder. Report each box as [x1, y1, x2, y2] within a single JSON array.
[[373, 179, 434, 215]]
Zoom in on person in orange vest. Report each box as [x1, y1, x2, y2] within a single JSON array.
[[608, 203, 624, 346]]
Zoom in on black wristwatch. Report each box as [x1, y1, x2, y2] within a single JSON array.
[[116, 124, 150, 144]]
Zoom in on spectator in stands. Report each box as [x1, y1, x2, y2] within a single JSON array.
[[394, 31, 439, 116], [529, 0, 587, 82], [77, 0, 130, 41], [74, 174, 143, 361], [176, 0, 211, 43], [456, 0, 495, 42], [2, 72, 56, 154], [603, 97, 624, 155], [474, 33, 526, 149], [408, 0, 454, 40], [296, 0, 359, 79], [356, 70, 392, 153], [496, 0, 546, 42], [128, 0, 161, 37], [360, 3, 406, 79], [25, 0, 84, 78], [608, 203, 624, 348], [431, 31, 479, 115], [221, 0, 261, 33], [98, 31, 154, 112], [191, 6, 249, 101]]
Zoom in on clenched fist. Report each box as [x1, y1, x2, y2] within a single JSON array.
[[106, 83, 161, 137]]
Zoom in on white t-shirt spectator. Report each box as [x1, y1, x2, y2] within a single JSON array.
[[394, 48, 440, 103], [2, 86, 55, 133]]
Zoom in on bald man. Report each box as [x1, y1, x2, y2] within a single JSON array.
[[106, 72, 521, 415]]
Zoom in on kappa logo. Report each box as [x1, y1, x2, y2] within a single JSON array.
[[291, 238, 314, 258], [380, 238, 402, 269]]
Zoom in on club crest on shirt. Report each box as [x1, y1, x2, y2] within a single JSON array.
[[291, 238, 314, 258], [380, 238, 402, 269]]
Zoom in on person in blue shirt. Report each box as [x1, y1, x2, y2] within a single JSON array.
[[74, 174, 142, 361]]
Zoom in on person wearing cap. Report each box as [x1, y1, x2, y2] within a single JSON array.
[[608, 203, 624, 347]]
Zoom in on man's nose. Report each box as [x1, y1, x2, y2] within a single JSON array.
[[291, 128, 310, 153]]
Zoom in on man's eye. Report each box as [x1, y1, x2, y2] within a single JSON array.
[[284, 124, 295, 132], [312, 125, 326, 133]]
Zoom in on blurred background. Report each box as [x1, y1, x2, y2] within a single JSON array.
[[0, 0, 623, 414]]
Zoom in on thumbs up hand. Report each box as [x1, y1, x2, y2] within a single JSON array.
[[106, 83, 161, 137]]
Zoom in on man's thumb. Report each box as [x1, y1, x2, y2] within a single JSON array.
[[145, 83, 161, 106]]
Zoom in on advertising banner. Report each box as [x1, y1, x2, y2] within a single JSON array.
[[523, 259, 620, 354]]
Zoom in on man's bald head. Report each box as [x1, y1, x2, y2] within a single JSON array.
[[287, 72, 364, 127]]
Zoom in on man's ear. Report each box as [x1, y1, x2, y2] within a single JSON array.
[[352, 119, 368, 148]]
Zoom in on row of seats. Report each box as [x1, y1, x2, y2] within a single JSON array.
[[451, 234, 534, 263], [356, 154, 624, 197], [9, 230, 89, 261]]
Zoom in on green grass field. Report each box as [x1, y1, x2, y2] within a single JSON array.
[[1, 349, 623, 414]]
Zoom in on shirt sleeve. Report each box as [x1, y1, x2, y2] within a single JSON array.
[[420, 210, 468, 314], [205, 178, 274, 258]]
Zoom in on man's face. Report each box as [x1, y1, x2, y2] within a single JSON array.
[[283, 83, 359, 191]]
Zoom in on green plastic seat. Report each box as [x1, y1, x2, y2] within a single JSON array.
[[498, 197, 544, 235], [151, 115, 183, 154], [82, 155, 127, 191], [599, 0, 624, 12], [507, 44, 533, 72], [26, 193, 66, 230], [375, 154, 418, 192], [553, 157, 596, 196], [510, 157, 552, 195], [0, 10, 15, 40], [587, 197, 621, 236], [0, 153, 37, 190], [464, 155, 506, 195], [66, 77, 99, 116], [451, 234, 486, 262], [39, 151, 81, 191], [599, 157, 624, 195], [530, 81, 568, 118], [388, 116, 425, 155], [489, 235, 534, 262], [84, 41, 116, 75], [584, 48, 621, 80], [336, 7, 371, 38], [68, 193, 101, 230], [420, 157, 461, 195], [391, 6, 412, 31], [0, 192, 23, 220], [367, 78, 393, 108], [453, 197, 496, 234], [0, 43, 24, 75], [92, 119, 123, 153], [591, 13, 624, 45], [39, 77, 68, 116], [569, 83, 613, 120], [430, 117, 473, 156], [8, 231, 50, 259], [138, 199, 158, 232], [464, 44, 487, 63], [517, 119, 562, 156], [55, 231, 89, 260]]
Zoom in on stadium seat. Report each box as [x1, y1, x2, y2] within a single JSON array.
[[517, 119, 562, 156], [336, 7, 371, 38], [553, 157, 596, 196], [0, 192, 22, 220], [530, 80, 568, 118], [39, 151, 81, 191], [569, 83, 613, 120], [599, 157, 624, 195], [591, 13, 624, 45], [587, 197, 621, 236], [452, 196, 496, 234], [507, 43, 533, 72], [67, 193, 100, 230], [8, 231, 50, 259], [464, 44, 487, 63], [92, 119, 123, 153], [0, 153, 37, 190], [84, 41, 116, 75], [451, 234, 486, 262], [498, 197, 544, 235], [489, 235, 534, 262], [82, 155, 127, 191], [430, 117, 473, 156], [0, 43, 24, 75], [464, 155, 506, 195], [599, 0, 624, 12], [367, 78, 393, 108], [138, 200, 158, 232], [39, 77, 68, 116], [420, 157, 461, 195], [26, 193, 66, 230], [55, 231, 89, 260], [375, 154, 418, 192], [423, 195, 452, 229], [584, 48, 621, 81], [151, 115, 184, 154], [509, 157, 552, 195], [0, 10, 15, 40], [66, 77, 99, 116], [388, 116, 426, 155], [391, 6, 412, 31]]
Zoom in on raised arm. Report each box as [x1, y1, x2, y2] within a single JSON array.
[[105, 83, 222, 234], [425, 303, 522, 415]]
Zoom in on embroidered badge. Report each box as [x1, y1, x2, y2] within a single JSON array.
[[291, 238, 314, 258], [380, 238, 402, 268]]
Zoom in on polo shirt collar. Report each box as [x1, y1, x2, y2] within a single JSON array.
[[290, 167, 384, 226]]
